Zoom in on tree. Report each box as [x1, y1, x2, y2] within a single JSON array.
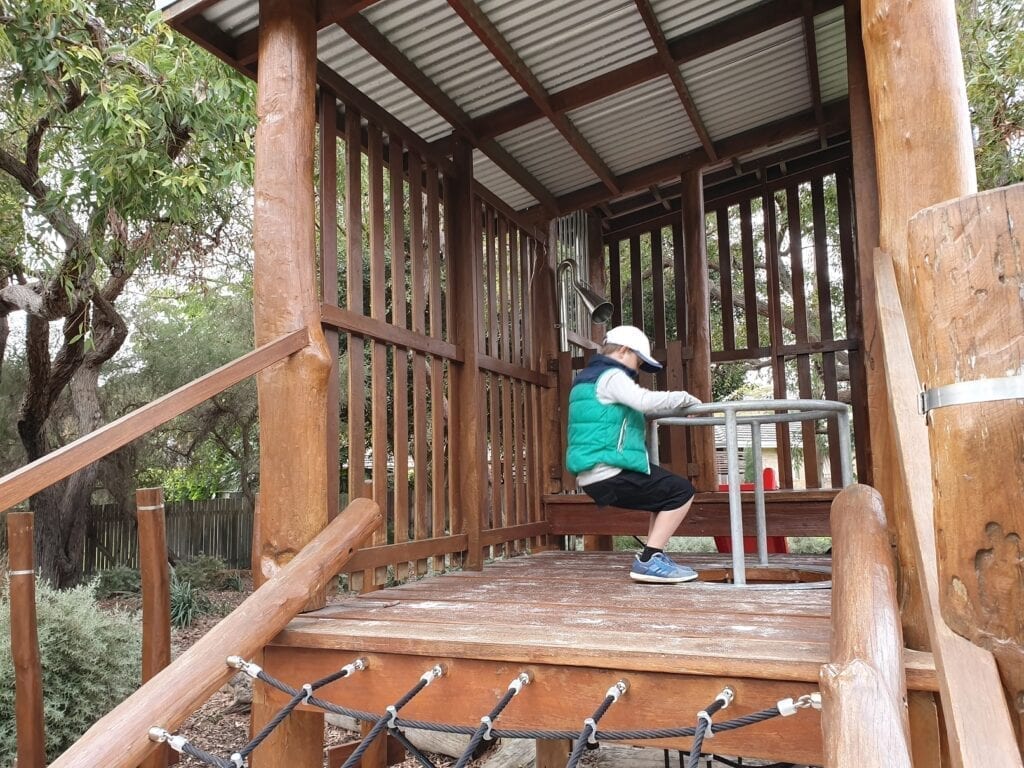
[[0, 0, 254, 585]]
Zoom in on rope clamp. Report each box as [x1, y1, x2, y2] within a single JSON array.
[[607, 680, 629, 702], [715, 686, 735, 709], [147, 728, 188, 753], [385, 705, 399, 730], [420, 664, 445, 685], [796, 692, 822, 711], [584, 717, 599, 744], [226, 656, 263, 679], [508, 671, 532, 694], [696, 710, 715, 738], [230, 752, 244, 767], [343, 658, 368, 676], [301, 683, 313, 704], [480, 715, 494, 741]]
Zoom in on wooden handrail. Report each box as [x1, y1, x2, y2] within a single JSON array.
[[820, 484, 912, 767], [874, 249, 1022, 766], [0, 328, 308, 514], [50, 497, 382, 768]]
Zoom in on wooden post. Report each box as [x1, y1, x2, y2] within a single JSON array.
[[447, 138, 487, 571], [7, 510, 45, 768], [820, 485, 912, 767], [531, 238, 562, 495], [908, 186, 1024, 739], [251, 0, 331, 593], [320, 91, 341, 524], [50, 499, 381, 768], [136, 488, 172, 768], [681, 169, 714, 490]]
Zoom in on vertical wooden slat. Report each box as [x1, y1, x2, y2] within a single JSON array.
[[510, 225, 526, 539], [485, 206, 500, 540], [345, 105, 366, 505], [717, 208, 735, 353], [137, 488, 172, 768], [409, 150, 429, 577], [368, 123, 389, 588], [608, 240, 622, 328], [671, 221, 686, 347], [629, 234, 643, 328], [388, 135, 409, 580], [811, 177, 842, 483], [739, 200, 759, 350], [8, 511, 46, 768], [786, 185, 818, 487], [319, 92, 340, 523], [651, 227, 667, 351], [426, 164, 446, 571], [498, 217, 515, 546], [763, 190, 793, 488]]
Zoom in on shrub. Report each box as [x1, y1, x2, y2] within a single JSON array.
[[169, 575, 212, 628], [95, 565, 141, 598], [173, 554, 229, 590], [0, 580, 141, 762]]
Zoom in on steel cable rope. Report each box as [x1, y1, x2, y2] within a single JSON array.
[[452, 672, 532, 768], [566, 681, 629, 768]]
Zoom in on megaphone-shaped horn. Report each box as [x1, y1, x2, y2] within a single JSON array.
[[557, 258, 613, 324]]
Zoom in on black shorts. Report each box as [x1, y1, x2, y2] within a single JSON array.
[[581, 465, 696, 513]]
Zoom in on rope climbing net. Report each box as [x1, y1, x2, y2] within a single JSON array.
[[148, 655, 823, 768]]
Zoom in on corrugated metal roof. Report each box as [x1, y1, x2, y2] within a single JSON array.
[[568, 76, 702, 176], [815, 8, 848, 104], [735, 130, 821, 166], [363, 0, 525, 118], [476, 0, 654, 93], [162, 0, 851, 213], [473, 152, 539, 210], [496, 119, 599, 196], [316, 25, 454, 142], [681, 21, 812, 140]]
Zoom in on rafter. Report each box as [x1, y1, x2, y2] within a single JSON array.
[[800, 0, 828, 147], [340, 13, 558, 214], [633, 0, 717, 162], [471, 0, 842, 140], [447, 0, 620, 196]]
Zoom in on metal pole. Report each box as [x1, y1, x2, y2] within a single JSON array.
[[837, 409, 853, 486], [751, 419, 768, 565], [724, 407, 745, 585], [648, 420, 661, 465]]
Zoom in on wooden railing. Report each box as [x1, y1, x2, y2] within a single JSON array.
[[820, 484, 912, 767], [874, 250, 1021, 766], [0, 328, 308, 513], [49, 498, 381, 768]]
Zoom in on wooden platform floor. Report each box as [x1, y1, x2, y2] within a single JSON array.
[[265, 551, 937, 765]]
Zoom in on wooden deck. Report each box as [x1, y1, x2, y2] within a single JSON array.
[[265, 551, 937, 765]]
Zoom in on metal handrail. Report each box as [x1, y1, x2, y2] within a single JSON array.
[[649, 399, 852, 585]]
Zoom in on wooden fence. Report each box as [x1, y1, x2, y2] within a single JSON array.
[[0, 499, 254, 573]]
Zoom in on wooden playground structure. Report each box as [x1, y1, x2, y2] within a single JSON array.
[[2, 0, 1022, 765]]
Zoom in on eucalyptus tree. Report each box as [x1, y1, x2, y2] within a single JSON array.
[[0, 0, 254, 585]]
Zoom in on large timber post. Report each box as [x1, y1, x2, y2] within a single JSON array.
[[681, 169, 715, 491], [249, 2, 329, 763]]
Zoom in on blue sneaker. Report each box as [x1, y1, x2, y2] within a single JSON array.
[[630, 553, 698, 584]]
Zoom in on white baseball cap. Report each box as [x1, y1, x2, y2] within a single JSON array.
[[604, 325, 661, 372]]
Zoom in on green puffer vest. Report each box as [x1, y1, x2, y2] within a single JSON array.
[[565, 365, 650, 475]]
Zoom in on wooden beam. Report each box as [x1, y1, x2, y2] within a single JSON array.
[[252, 0, 330, 599], [800, 1, 827, 147], [471, 0, 843, 140], [340, 13, 558, 214], [820, 485, 912, 767], [447, 0, 620, 195], [633, 0, 717, 161], [0, 329, 307, 514], [49, 499, 382, 768]]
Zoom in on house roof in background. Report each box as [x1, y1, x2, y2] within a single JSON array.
[[158, 0, 851, 219]]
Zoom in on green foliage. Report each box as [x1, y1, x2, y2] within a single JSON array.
[[0, 580, 141, 762], [94, 564, 141, 597], [168, 573, 212, 628], [958, 0, 1024, 189], [172, 554, 230, 590]]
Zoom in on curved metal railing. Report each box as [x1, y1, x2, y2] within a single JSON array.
[[649, 399, 852, 585]]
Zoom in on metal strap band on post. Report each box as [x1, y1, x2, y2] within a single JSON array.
[[919, 374, 1024, 416]]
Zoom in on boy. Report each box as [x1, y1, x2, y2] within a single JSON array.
[[566, 325, 702, 583]]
